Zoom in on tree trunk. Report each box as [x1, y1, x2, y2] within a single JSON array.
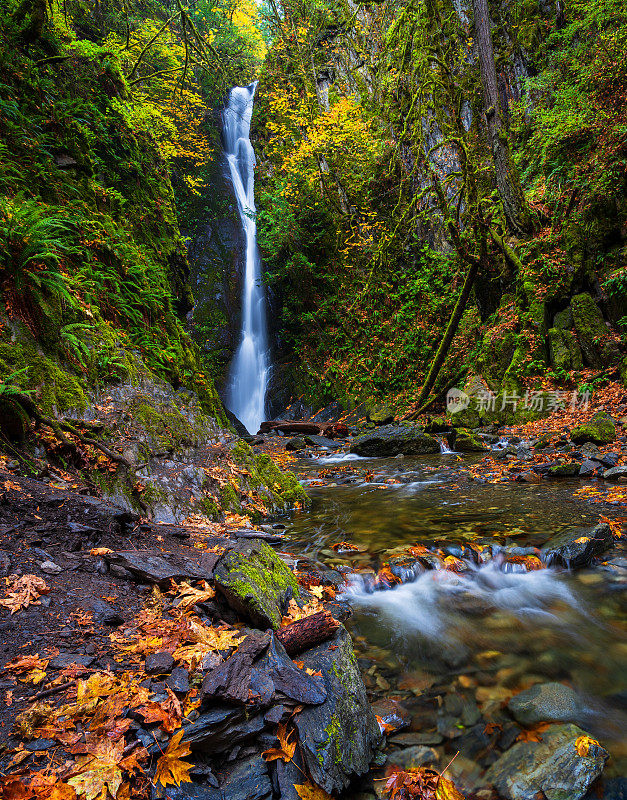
[[413, 258, 480, 408], [472, 0, 533, 237]]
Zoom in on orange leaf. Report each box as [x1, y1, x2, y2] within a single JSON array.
[[154, 729, 193, 788]]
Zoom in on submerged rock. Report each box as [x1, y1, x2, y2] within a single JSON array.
[[388, 745, 439, 769], [294, 626, 381, 794], [350, 425, 440, 457], [542, 523, 613, 568], [213, 538, 300, 629], [508, 682, 590, 727], [484, 722, 608, 800]]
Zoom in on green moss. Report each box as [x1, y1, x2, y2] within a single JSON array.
[[216, 539, 300, 628], [571, 413, 616, 445], [230, 440, 309, 513]]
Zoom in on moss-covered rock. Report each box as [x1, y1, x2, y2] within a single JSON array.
[[365, 402, 395, 425], [350, 425, 440, 457], [447, 428, 489, 452], [213, 538, 300, 628], [571, 293, 621, 367], [546, 463, 581, 478], [571, 413, 616, 445], [295, 626, 382, 794]]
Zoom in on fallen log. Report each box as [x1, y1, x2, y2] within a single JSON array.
[[258, 421, 349, 438], [276, 610, 341, 657]]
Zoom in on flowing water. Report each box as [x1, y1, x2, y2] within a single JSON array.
[[285, 452, 627, 777], [223, 83, 269, 434]]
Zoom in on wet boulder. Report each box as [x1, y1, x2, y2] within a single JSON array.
[[104, 549, 218, 588], [285, 436, 307, 451], [213, 538, 299, 629], [602, 466, 627, 482], [447, 428, 489, 452], [350, 425, 440, 457], [546, 463, 581, 478], [542, 523, 613, 568], [484, 723, 608, 800], [294, 626, 382, 794], [221, 755, 273, 800], [571, 413, 616, 445], [508, 682, 590, 727], [182, 705, 265, 752]]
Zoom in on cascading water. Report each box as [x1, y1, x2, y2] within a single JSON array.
[[223, 83, 269, 434]]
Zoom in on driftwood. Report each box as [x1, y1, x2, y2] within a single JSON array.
[[275, 610, 340, 657], [258, 420, 349, 438]]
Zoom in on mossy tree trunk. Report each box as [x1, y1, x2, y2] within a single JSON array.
[[472, 0, 534, 237]]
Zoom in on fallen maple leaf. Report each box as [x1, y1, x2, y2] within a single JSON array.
[[90, 548, 113, 556], [575, 734, 600, 756], [153, 729, 193, 788], [516, 722, 552, 743], [0, 776, 34, 800], [376, 716, 396, 734], [68, 738, 125, 800], [262, 722, 297, 762], [0, 575, 50, 614], [170, 580, 215, 610], [294, 781, 334, 800]]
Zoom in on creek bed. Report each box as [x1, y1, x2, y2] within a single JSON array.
[[284, 451, 627, 792]]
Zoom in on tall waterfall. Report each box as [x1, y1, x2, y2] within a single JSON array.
[[223, 83, 269, 435]]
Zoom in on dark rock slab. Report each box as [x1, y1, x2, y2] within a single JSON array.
[[49, 653, 95, 670], [579, 459, 600, 477], [542, 523, 613, 568], [90, 599, 123, 625], [484, 723, 608, 800], [508, 682, 591, 727], [145, 652, 175, 675], [213, 539, 299, 629], [221, 755, 273, 800], [350, 425, 440, 457], [182, 705, 265, 753], [201, 632, 271, 704], [389, 731, 444, 746], [166, 667, 190, 694], [104, 550, 219, 587], [255, 634, 327, 705], [294, 626, 381, 794], [152, 782, 221, 800], [603, 466, 627, 482]]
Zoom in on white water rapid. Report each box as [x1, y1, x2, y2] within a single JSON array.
[[223, 83, 269, 434]]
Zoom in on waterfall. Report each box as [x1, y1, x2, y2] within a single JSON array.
[[223, 82, 269, 435]]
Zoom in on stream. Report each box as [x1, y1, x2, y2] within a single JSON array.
[[283, 450, 627, 787]]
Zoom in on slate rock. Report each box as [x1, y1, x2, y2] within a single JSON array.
[[213, 539, 300, 629], [508, 682, 591, 727], [201, 632, 271, 704], [104, 549, 218, 588], [90, 599, 123, 625], [603, 466, 627, 482], [579, 459, 600, 477], [542, 523, 613, 568], [25, 738, 56, 751], [294, 626, 381, 794], [182, 705, 265, 753], [152, 782, 221, 800], [370, 698, 411, 733], [484, 722, 608, 800], [49, 653, 95, 670], [350, 425, 440, 457], [40, 560, 62, 574], [145, 652, 175, 675], [389, 731, 444, 746], [389, 746, 439, 769], [166, 667, 190, 694], [254, 634, 327, 705], [221, 755, 273, 800], [304, 435, 343, 448]]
